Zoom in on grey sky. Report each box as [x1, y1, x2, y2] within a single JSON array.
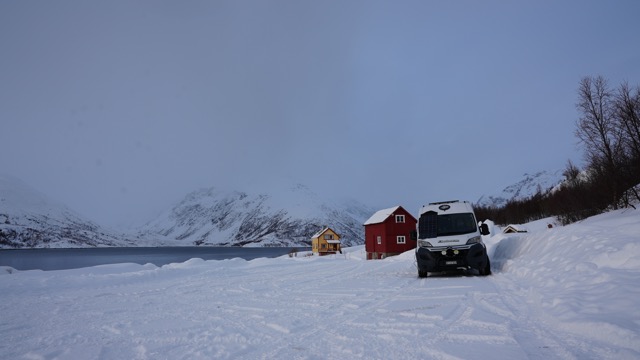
[[2, 1, 639, 227]]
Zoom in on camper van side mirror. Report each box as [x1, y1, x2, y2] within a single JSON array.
[[410, 230, 417, 241], [480, 223, 490, 236]]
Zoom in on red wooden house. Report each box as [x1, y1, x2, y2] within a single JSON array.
[[364, 206, 417, 260]]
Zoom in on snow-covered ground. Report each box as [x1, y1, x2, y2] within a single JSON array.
[[1, 208, 639, 359]]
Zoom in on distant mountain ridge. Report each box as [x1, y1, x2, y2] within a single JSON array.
[[3, 170, 566, 248], [138, 184, 374, 247], [1, 175, 374, 248], [476, 170, 565, 208], [0, 174, 136, 248]]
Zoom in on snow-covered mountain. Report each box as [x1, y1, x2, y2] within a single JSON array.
[[138, 184, 374, 247], [2, 170, 572, 248], [0, 174, 374, 248], [476, 170, 565, 208], [0, 174, 136, 248]]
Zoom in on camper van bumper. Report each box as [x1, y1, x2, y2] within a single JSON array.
[[416, 243, 488, 273]]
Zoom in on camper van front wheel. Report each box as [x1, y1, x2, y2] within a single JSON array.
[[479, 258, 491, 276], [418, 270, 428, 278]]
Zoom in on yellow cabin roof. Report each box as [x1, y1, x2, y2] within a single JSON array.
[[311, 227, 340, 240]]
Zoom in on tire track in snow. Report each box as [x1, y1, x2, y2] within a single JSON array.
[[488, 274, 636, 359], [6, 251, 632, 359], [249, 259, 416, 359], [248, 259, 520, 359]]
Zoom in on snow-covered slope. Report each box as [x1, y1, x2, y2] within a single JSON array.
[[487, 208, 640, 356], [0, 174, 135, 248], [139, 183, 374, 247], [1, 207, 638, 359], [476, 169, 565, 207]]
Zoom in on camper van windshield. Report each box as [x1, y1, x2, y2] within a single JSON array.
[[419, 213, 477, 238]]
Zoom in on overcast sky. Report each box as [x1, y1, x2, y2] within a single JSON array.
[[1, 1, 639, 228]]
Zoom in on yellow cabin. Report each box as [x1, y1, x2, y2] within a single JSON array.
[[311, 227, 341, 255]]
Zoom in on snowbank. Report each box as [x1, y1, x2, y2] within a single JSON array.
[[491, 207, 640, 356]]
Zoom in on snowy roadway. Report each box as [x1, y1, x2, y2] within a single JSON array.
[[1, 208, 639, 359]]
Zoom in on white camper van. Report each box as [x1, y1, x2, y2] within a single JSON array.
[[414, 200, 491, 278]]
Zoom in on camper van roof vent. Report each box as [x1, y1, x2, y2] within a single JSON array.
[[428, 200, 460, 206]]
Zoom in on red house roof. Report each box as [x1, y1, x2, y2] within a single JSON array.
[[364, 206, 400, 225]]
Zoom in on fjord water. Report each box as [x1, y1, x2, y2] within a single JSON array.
[[0, 247, 307, 271]]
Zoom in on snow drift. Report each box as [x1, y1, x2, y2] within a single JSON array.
[[490, 208, 640, 354]]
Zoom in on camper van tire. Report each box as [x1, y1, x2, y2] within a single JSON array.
[[479, 257, 491, 276]]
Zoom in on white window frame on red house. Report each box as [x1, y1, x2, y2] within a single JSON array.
[[397, 235, 406, 244], [395, 215, 405, 223], [377, 236, 382, 245]]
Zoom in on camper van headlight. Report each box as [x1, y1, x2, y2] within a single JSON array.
[[466, 236, 481, 245], [418, 240, 433, 248]]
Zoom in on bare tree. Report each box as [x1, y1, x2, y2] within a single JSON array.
[[575, 76, 625, 209], [576, 76, 618, 166], [615, 82, 640, 160], [562, 159, 582, 188], [475, 77, 640, 226], [612, 82, 640, 205]]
